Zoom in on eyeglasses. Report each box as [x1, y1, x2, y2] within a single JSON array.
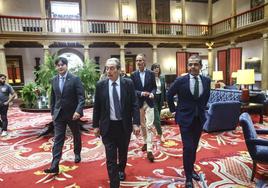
[[136, 59, 143, 62]]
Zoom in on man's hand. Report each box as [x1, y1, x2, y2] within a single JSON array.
[[94, 128, 100, 138], [72, 112, 81, 120], [3, 101, 8, 106], [132, 124, 140, 136], [142, 91, 150, 97], [149, 93, 154, 99]]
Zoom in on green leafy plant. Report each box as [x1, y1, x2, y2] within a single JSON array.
[[76, 58, 100, 104], [20, 82, 41, 108]]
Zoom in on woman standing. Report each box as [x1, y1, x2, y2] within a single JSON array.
[[151, 64, 166, 143]]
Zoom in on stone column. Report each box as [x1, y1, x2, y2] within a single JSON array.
[[208, 0, 213, 35], [265, 0, 268, 19], [151, 0, 156, 35], [120, 44, 126, 71], [118, 0, 124, 35], [206, 42, 214, 77], [231, 0, 237, 31], [181, 0, 186, 36], [0, 43, 8, 77], [181, 44, 187, 52], [81, 0, 88, 33], [40, 0, 48, 33], [262, 33, 268, 90], [43, 43, 50, 63], [84, 45, 90, 61], [152, 43, 158, 64]]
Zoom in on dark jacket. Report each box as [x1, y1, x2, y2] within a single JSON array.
[[51, 72, 85, 121], [131, 69, 157, 108], [167, 74, 211, 127], [93, 77, 140, 137]]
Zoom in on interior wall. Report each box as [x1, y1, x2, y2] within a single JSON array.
[[185, 2, 208, 24], [86, 0, 118, 20], [0, 0, 41, 16]]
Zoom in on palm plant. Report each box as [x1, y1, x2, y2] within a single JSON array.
[[76, 58, 100, 104], [20, 82, 41, 108]]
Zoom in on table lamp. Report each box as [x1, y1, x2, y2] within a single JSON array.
[[237, 69, 255, 103], [231, 72, 237, 85], [212, 71, 223, 88]]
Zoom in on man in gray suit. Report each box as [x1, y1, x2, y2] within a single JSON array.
[[44, 57, 85, 174], [93, 58, 140, 188]]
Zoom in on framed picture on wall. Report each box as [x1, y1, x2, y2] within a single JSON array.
[[111, 55, 136, 74], [245, 60, 261, 73], [6, 55, 24, 85]]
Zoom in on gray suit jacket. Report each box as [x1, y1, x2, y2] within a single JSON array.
[[93, 77, 140, 137], [51, 72, 85, 121]]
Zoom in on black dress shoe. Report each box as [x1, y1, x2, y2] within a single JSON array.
[[147, 152, 154, 162], [44, 168, 59, 174], [118, 171, 126, 181], [192, 171, 200, 181], [74, 154, 81, 163], [141, 144, 147, 152], [185, 180, 194, 188]]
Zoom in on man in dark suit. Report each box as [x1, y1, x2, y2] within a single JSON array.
[[131, 53, 156, 162], [44, 57, 85, 174], [93, 58, 140, 188], [167, 55, 211, 188]]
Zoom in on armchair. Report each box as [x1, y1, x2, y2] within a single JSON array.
[[239, 112, 268, 181], [203, 101, 241, 132]]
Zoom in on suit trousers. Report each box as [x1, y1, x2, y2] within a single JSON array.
[[102, 120, 131, 188], [140, 102, 154, 152], [0, 105, 8, 131], [179, 117, 203, 181], [51, 119, 81, 169]]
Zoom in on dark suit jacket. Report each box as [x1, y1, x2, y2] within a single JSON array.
[[131, 69, 157, 108], [159, 76, 166, 107], [51, 72, 85, 121], [167, 74, 211, 127], [93, 77, 140, 137]]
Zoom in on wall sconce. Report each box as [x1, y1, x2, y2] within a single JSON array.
[[122, 4, 130, 21], [174, 6, 182, 23]]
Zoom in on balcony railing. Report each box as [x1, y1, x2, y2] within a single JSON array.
[[0, 4, 267, 37], [236, 4, 264, 28]]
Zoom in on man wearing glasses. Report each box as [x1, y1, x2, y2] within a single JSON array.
[[131, 53, 157, 162], [167, 55, 211, 188]]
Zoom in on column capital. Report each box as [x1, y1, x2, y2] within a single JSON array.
[[0, 40, 9, 49], [181, 43, 188, 51], [40, 40, 53, 49], [80, 42, 93, 48], [116, 42, 127, 49], [206, 41, 214, 50], [150, 42, 158, 49], [230, 39, 237, 47], [263, 33, 268, 39]]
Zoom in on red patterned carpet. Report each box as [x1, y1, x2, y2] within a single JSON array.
[[0, 106, 268, 188]]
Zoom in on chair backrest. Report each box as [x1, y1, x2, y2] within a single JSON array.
[[239, 112, 258, 158]]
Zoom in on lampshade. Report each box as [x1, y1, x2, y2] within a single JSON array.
[[212, 71, 223, 81], [236, 69, 255, 85], [231, 72, 237, 78]]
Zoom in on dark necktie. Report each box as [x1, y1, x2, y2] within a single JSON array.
[[193, 76, 199, 99], [112, 82, 122, 119]]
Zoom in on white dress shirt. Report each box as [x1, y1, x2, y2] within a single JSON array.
[[189, 74, 203, 97]]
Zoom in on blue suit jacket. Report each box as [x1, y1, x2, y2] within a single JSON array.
[[167, 74, 211, 127], [131, 69, 157, 108]]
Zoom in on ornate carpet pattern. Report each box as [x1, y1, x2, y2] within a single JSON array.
[[0, 107, 267, 187]]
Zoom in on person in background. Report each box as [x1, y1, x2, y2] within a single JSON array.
[[151, 64, 166, 143], [99, 66, 107, 81], [44, 57, 85, 174], [93, 58, 140, 188], [131, 53, 156, 162], [0, 74, 16, 137], [167, 55, 211, 188]]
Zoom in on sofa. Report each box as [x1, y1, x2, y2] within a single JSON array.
[[204, 89, 268, 132], [204, 89, 242, 132]]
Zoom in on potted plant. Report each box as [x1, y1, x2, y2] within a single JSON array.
[[20, 82, 40, 108]]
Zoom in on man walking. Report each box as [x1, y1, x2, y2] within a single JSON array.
[[93, 58, 140, 188], [44, 57, 85, 174], [131, 53, 156, 162], [167, 55, 211, 188], [0, 74, 16, 137]]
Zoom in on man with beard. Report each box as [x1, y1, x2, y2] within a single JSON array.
[[0, 74, 16, 137]]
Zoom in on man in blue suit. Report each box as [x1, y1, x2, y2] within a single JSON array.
[[167, 55, 211, 188], [131, 53, 156, 162], [44, 57, 85, 174]]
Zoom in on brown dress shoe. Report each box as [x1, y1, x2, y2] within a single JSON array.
[[141, 144, 147, 151], [147, 152, 154, 162]]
